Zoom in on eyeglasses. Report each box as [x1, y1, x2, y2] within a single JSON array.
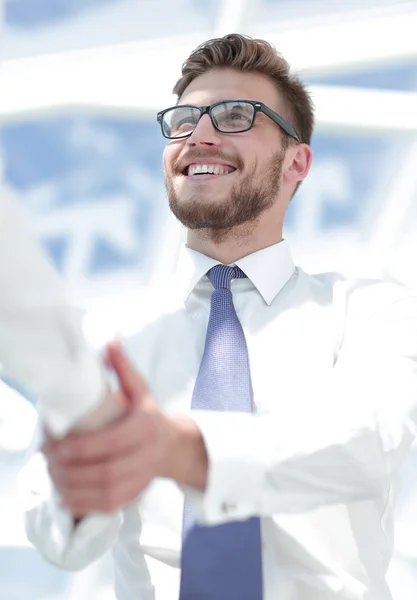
[[156, 99, 300, 142]]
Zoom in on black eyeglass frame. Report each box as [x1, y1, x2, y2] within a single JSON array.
[[156, 99, 301, 142]]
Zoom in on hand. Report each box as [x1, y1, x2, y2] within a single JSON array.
[[42, 341, 208, 518]]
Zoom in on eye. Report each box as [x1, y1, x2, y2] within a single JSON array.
[[174, 116, 199, 127], [215, 110, 252, 130], [230, 112, 248, 120], [170, 116, 199, 134], [162, 106, 202, 137]]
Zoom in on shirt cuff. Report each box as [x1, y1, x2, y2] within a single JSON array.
[[19, 453, 122, 570], [184, 411, 273, 525]]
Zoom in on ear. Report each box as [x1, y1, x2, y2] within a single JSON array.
[[283, 143, 312, 185]]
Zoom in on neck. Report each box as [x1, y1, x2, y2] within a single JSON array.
[[186, 217, 284, 264]]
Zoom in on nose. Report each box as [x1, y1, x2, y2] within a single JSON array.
[[185, 113, 221, 148]]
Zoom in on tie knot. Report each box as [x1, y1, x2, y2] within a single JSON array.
[[208, 264, 246, 290]]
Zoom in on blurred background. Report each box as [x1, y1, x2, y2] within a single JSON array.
[[1, 0, 417, 598]]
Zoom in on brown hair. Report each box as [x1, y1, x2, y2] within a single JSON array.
[[173, 33, 314, 146]]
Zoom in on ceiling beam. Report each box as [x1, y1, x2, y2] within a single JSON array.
[[1, 76, 417, 136], [1, 6, 416, 81]]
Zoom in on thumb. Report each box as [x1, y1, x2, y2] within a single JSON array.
[[106, 341, 148, 404]]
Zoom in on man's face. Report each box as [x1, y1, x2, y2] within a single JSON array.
[[162, 68, 288, 232]]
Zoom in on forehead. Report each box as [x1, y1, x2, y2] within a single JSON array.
[[179, 68, 282, 110]]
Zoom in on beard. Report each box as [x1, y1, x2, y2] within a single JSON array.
[[165, 149, 285, 237]]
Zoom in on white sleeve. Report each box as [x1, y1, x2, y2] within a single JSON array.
[[184, 292, 417, 525], [18, 452, 122, 571], [0, 187, 106, 437]]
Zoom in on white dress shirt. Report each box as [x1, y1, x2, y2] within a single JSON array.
[[20, 240, 417, 600], [0, 187, 105, 437]]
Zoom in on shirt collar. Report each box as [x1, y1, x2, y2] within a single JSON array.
[[176, 240, 295, 306]]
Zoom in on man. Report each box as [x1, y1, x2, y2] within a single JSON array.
[[20, 34, 417, 600]]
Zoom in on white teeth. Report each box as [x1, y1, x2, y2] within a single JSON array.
[[187, 164, 234, 176]]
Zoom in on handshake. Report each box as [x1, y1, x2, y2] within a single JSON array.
[[42, 341, 207, 518], [42, 340, 182, 519], [0, 187, 206, 519]]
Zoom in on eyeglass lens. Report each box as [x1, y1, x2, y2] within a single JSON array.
[[162, 101, 255, 138]]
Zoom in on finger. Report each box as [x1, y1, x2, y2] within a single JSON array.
[[41, 388, 127, 455], [61, 473, 151, 516], [41, 436, 57, 454], [40, 426, 61, 452], [101, 348, 112, 368], [49, 445, 144, 490], [41, 429, 73, 454], [47, 459, 70, 496], [51, 409, 151, 463], [106, 341, 148, 401]]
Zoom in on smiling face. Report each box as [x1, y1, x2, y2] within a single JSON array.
[[163, 68, 290, 233]]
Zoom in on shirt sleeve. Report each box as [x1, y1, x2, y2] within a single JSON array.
[[17, 452, 123, 570], [184, 289, 417, 525], [0, 186, 106, 437]]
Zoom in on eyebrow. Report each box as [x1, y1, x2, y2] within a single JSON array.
[[227, 102, 250, 109]]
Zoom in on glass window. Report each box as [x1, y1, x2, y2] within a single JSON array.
[[3, 0, 221, 58]]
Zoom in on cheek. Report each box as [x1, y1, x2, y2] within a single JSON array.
[[163, 144, 182, 176], [232, 136, 265, 171], [162, 149, 171, 173], [162, 143, 178, 171]]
